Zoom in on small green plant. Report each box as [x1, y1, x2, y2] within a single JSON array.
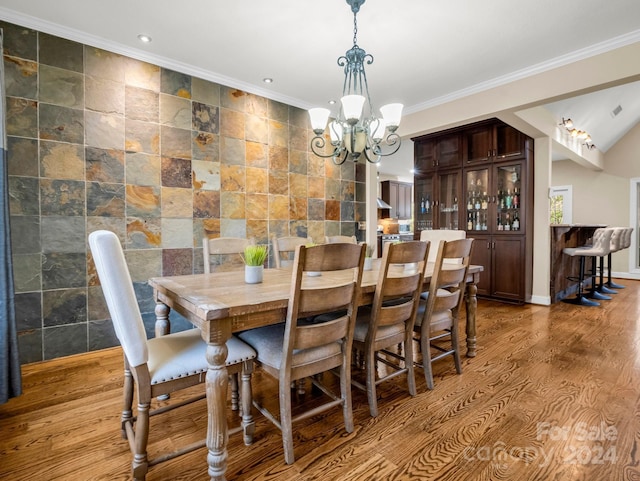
[[242, 245, 268, 266], [365, 245, 374, 257]]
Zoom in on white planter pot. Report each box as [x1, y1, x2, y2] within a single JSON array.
[[364, 257, 373, 271], [245, 265, 264, 284]]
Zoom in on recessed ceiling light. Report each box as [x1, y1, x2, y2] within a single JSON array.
[[328, 100, 336, 105], [263, 78, 273, 84], [137, 34, 152, 43]]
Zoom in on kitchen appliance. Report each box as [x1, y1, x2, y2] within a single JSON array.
[[381, 234, 401, 251]]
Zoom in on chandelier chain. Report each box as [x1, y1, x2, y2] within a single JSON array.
[[353, 11, 358, 46]]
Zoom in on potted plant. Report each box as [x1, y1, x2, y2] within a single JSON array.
[[242, 245, 268, 284], [364, 244, 374, 271]]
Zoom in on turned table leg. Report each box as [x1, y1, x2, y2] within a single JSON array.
[[154, 301, 170, 337], [206, 339, 229, 480], [465, 281, 478, 358]]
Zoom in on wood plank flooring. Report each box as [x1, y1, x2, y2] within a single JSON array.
[[2, 283, 640, 480]]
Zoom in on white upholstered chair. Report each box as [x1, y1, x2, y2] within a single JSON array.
[[351, 240, 429, 417], [89, 230, 256, 481], [238, 242, 365, 464], [419, 229, 466, 263], [414, 238, 473, 389], [203, 236, 255, 273]]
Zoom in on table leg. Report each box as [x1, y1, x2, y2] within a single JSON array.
[[206, 340, 229, 480], [154, 301, 170, 336], [464, 282, 478, 357]]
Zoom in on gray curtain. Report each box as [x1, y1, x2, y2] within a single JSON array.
[[0, 29, 21, 404]]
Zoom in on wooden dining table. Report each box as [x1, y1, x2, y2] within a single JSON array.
[[149, 261, 482, 480]]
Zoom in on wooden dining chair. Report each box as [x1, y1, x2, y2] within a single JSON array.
[[89, 230, 256, 481], [351, 240, 429, 417], [203, 236, 255, 273], [271, 234, 312, 269], [325, 234, 357, 244], [237, 242, 365, 464], [414, 238, 473, 389]]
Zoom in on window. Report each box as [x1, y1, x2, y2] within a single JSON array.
[[549, 185, 572, 225]]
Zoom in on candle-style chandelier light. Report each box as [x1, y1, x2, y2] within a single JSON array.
[[308, 0, 403, 165]]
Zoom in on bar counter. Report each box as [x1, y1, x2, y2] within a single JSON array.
[[550, 224, 606, 303]]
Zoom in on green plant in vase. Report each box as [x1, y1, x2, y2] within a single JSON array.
[[364, 244, 374, 270], [242, 245, 268, 284], [242, 245, 268, 266]]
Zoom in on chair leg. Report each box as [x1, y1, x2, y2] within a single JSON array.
[[404, 336, 417, 397], [365, 348, 379, 417], [122, 366, 134, 439], [230, 373, 239, 411], [420, 333, 435, 390], [132, 401, 150, 481], [280, 380, 295, 464], [340, 355, 354, 433], [450, 326, 462, 374], [240, 362, 255, 446]]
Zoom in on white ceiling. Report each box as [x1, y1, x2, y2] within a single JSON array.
[[1, 0, 640, 175]]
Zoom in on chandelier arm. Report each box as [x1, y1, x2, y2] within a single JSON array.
[[310, 134, 340, 159], [362, 147, 381, 164], [332, 149, 349, 166]]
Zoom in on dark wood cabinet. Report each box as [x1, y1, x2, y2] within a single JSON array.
[[412, 118, 533, 304], [380, 180, 412, 220], [415, 133, 462, 173], [464, 121, 527, 165], [470, 234, 525, 302]]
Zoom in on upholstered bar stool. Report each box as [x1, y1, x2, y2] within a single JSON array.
[[596, 227, 624, 295], [604, 227, 633, 290], [562, 227, 614, 306]]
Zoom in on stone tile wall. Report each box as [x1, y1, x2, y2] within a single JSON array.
[[2, 21, 366, 364]]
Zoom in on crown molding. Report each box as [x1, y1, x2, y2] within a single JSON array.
[[0, 7, 308, 109], [404, 29, 640, 115]]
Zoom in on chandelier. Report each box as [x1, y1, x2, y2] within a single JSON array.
[[308, 0, 403, 165]]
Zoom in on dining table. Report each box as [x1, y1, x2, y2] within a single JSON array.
[[149, 260, 483, 480]]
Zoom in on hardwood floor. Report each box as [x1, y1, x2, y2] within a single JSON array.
[[2, 283, 640, 480]]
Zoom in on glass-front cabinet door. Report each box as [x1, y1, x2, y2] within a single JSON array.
[[495, 163, 522, 232], [465, 168, 489, 232], [414, 176, 434, 232], [437, 171, 460, 230]]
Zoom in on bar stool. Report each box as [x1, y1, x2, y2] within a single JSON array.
[[562, 227, 614, 307], [596, 227, 625, 295], [604, 227, 633, 290]]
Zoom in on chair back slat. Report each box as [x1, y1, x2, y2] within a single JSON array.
[[325, 235, 357, 244], [203, 236, 255, 273], [271, 235, 311, 269]]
